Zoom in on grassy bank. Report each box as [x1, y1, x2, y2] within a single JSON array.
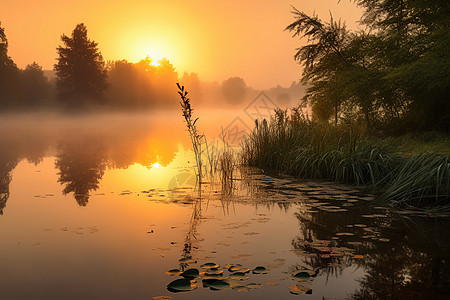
[[241, 109, 450, 208]]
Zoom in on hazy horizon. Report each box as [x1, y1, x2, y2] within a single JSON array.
[[1, 0, 363, 89]]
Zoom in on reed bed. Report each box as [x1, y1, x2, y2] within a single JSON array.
[[241, 108, 450, 207]]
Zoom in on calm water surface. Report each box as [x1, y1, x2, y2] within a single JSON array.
[[0, 112, 449, 300]]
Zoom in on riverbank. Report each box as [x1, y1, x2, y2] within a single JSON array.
[[241, 109, 450, 208]]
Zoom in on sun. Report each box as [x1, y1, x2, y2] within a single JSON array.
[[151, 162, 161, 169], [128, 38, 174, 66], [149, 54, 163, 66]]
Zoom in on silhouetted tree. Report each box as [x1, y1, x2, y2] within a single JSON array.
[[54, 23, 107, 108], [221, 76, 247, 104], [181, 72, 202, 102], [21, 62, 51, 107], [106, 56, 179, 109], [0, 22, 20, 108], [287, 1, 450, 130]]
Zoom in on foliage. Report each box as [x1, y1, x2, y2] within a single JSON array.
[[21, 62, 51, 107], [54, 23, 108, 107], [241, 109, 450, 207], [106, 57, 179, 109], [221, 76, 247, 104], [286, 1, 450, 131], [0, 21, 20, 108]]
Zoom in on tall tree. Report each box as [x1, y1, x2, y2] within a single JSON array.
[[21, 62, 51, 107], [287, 1, 450, 130], [0, 22, 20, 108], [221, 76, 247, 104], [54, 23, 107, 107]]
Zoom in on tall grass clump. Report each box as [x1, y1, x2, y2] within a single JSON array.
[[378, 153, 450, 206], [242, 108, 397, 186], [241, 107, 450, 207], [218, 129, 237, 194], [177, 83, 205, 180]]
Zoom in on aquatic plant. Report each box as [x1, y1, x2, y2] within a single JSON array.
[[378, 153, 450, 206], [241, 108, 450, 207], [177, 83, 205, 180]]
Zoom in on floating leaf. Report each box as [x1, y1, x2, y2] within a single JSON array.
[[292, 271, 311, 279], [288, 284, 312, 295], [165, 269, 181, 276], [246, 283, 262, 289], [228, 265, 243, 272], [202, 278, 220, 288], [252, 266, 269, 274], [181, 268, 199, 278], [209, 280, 231, 290], [167, 279, 197, 292], [233, 286, 249, 292], [204, 268, 223, 276], [201, 263, 219, 269], [152, 296, 173, 300], [229, 272, 249, 280]]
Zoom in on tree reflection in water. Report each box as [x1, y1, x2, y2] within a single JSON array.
[[55, 137, 107, 206], [292, 196, 450, 299], [0, 114, 184, 210]]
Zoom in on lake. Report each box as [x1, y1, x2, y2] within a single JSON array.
[[0, 112, 449, 300]]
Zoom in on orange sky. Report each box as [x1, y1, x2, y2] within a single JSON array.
[[1, 0, 362, 89]]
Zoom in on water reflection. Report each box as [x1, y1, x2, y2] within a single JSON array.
[[287, 183, 450, 299], [0, 155, 17, 214], [55, 137, 108, 206], [0, 113, 191, 209], [1, 113, 449, 299]]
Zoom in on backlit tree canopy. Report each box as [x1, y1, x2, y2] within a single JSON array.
[[286, 0, 450, 131], [54, 23, 108, 107]]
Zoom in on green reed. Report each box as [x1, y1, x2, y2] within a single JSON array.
[[177, 83, 204, 180], [241, 108, 450, 207]]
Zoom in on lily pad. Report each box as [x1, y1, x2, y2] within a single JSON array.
[[246, 283, 262, 289], [204, 268, 223, 275], [292, 271, 311, 279], [203, 273, 224, 279], [228, 264, 243, 272], [229, 272, 249, 280], [252, 266, 269, 274], [209, 280, 231, 290], [181, 268, 199, 278], [233, 286, 249, 292], [165, 269, 181, 276], [288, 284, 312, 295], [238, 268, 251, 273], [201, 262, 219, 269], [167, 279, 197, 292], [202, 278, 221, 288]]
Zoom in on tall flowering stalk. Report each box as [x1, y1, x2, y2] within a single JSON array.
[[177, 83, 203, 180]]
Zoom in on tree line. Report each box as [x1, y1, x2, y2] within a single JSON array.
[[0, 22, 301, 111], [286, 0, 450, 132], [0, 23, 185, 110]]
